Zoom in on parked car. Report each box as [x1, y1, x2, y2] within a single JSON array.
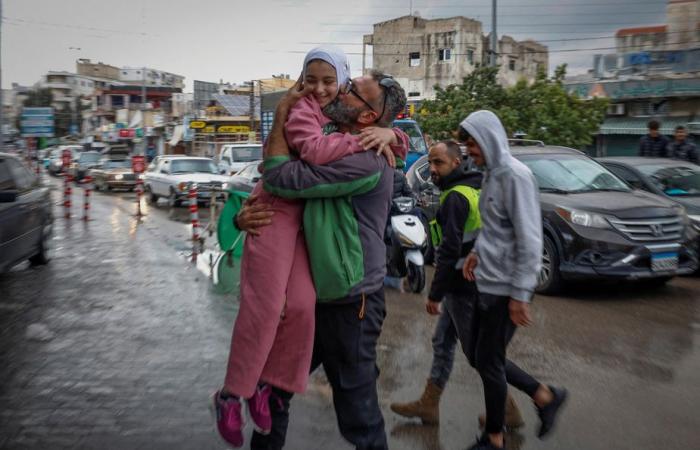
[[217, 143, 263, 176], [407, 146, 698, 294], [224, 161, 262, 193], [48, 145, 81, 176], [143, 155, 229, 206], [67, 151, 102, 182], [89, 158, 137, 191], [0, 153, 53, 273], [600, 157, 700, 263], [393, 118, 428, 171]]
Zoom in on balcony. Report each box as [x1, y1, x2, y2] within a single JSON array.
[[45, 82, 72, 90]]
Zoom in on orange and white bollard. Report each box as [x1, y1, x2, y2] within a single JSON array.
[[82, 176, 92, 221], [63, 173, 72, 219], [189, 184, 199, 262]]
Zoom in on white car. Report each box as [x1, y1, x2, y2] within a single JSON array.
[[143, 155, 229, 206], [218, 143, 263, 176], [48, 145, 82, 175]]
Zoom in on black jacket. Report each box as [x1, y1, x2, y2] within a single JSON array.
[[666, 140, 699, 164], [639, 134, 670, 157], [392, 168, 414, 199], [429, 165, 483, 302]]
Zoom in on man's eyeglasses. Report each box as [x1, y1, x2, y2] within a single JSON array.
[[340, 76, 400, 123]]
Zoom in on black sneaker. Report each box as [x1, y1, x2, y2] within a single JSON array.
[[537, 385, 568, 439], [466, 434, 505, 450]]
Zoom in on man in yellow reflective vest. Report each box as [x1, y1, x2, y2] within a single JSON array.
[[391, 141, 526, 429]]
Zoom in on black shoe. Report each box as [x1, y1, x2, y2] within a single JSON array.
[[537, 385, 568, 439], [466, 434, 504, 450]]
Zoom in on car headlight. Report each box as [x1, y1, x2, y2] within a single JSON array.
[[114, 174, 124, 180], [178, 182, 188, 192], [556, 207, 611, 229], [689, 214, 700, 232], [222, 182, 229, 191]]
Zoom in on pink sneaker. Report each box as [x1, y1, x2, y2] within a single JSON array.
[[210, 390, 245, 448], [247, 384, 272, 435]]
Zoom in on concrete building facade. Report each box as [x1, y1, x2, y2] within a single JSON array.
[[76, 59, 120, 80], [363, 15, 548, 101], [119, 67, 185, 89]]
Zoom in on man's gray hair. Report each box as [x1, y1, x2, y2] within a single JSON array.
[[369, 70, 407, 127]]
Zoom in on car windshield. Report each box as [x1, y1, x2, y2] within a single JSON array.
[[170, 159, 218, 174], [393, 121, 428, 153], [638, 163, 700, 196], [79, 153, 101, 163], [230, 146, 262, 162], [103, 160, 131, 169], [519, 154, 631, 193]]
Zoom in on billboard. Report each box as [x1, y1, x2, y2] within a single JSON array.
[[21, 107, 55, 137]]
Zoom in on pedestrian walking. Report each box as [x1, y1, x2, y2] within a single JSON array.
[[459, 111, 568, 450], [639, 120, 670, 157]]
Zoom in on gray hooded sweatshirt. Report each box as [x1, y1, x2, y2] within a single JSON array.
[[460, 110, 542, 303]]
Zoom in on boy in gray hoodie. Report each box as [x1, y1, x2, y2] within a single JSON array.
[[459, 110, 567, 450]]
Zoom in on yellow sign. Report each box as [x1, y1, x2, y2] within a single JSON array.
[[189, 121, 207, 129], [218, 125, 250, 133], [203, 125, 216, 133]]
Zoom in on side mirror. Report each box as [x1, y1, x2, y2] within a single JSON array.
[[160, 169, 168, 174], [220, 168, 227, 175], [0, 191, 18, 203], [252, 177, 261, 183]]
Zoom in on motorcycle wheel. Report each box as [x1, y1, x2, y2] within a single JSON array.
[[407, 262, 425, 293]]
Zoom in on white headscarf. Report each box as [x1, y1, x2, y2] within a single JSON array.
[[302, 45, 351, 93]]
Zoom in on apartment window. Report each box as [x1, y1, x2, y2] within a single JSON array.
[[467, 49, 474, 65], [122, 71, 128, 75], [508, 59, 517, 71], [438, 48, 452, 62], [630, 101, 668, 117], [409, 52, 421, 67], [408, 91, 421, 97]]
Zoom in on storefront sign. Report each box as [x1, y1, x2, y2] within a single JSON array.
[[217, 125, 250, 133], [203, 125, 216, 133], [189, 121, 207, 129]]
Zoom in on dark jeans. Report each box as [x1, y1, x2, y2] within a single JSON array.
[[443, 291, 540, 434], [251, 290, 388, 450], [429, 307, 458, 389]]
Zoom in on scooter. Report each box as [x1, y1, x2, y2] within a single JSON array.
[[386, 196, 427, 293]]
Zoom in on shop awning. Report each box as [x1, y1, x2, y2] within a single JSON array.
[[598, 117, 692, 135]]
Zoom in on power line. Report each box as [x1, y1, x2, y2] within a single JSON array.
[[353, 0, 664, 8], [1, 16, 159, 38]]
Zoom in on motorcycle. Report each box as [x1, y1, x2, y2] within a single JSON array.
[[386, 196, 427, 293]]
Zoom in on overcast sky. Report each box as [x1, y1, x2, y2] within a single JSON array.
[[2, 0, 668, 91]]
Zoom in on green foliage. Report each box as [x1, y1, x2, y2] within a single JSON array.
[[22, 88, 53, 108], [416, 65, 609, 149]]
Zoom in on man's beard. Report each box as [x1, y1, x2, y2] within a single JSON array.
[[322, 98, 363, 126]]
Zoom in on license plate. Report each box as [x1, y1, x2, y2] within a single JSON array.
[[651, 252, 679, 272]]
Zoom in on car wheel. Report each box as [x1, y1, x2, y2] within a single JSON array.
[[645, 276, 674, 288], [536, 234, 563, 295], [145, 185, 158, 204], [168, 189, 181, 208], [29, 220, 53, 266]]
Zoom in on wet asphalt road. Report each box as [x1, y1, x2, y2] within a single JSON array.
[[1, 176, 699, 450]]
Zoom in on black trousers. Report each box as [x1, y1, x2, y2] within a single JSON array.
[[251, 290, 388, 450], [443, 290, 540, 434]]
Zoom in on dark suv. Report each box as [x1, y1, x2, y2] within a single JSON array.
[[407, 146, 698, 294], [0, 153, 53, 273]]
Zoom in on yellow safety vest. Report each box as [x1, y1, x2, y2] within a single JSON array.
[[429, 185, 481, 248]]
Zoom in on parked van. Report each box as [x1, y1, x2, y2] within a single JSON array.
[[392, 119, 428, 171], [218, 144, 263, 175]]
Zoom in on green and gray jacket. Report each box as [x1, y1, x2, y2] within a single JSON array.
[[263, 151, 393, 302]]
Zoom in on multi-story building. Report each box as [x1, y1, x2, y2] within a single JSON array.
[[119, 67, 185, 89], [76, 59, 120, 80], [362, 15, 548, 101], [565, 0, 700, 156]]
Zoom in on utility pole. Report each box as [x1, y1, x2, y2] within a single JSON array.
[[249, 80, 255, 140], [490, 0, 498, 67], [1, 0, 4, 152], [141, 67, 147, 155]]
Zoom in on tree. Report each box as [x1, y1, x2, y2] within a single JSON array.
[[416, 65, 609, 149], [22, 88, 52, 108], [21, 88, 77, 137]]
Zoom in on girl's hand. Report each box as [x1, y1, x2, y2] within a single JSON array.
[[359, 127, 398, 168], [359, 127, 398, 150], [278, 74, 314, 112]]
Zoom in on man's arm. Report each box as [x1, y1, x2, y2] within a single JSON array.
[[263, 151, 384, 199], [428, 193, 470, 303], [505, 172, 543, 303]]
